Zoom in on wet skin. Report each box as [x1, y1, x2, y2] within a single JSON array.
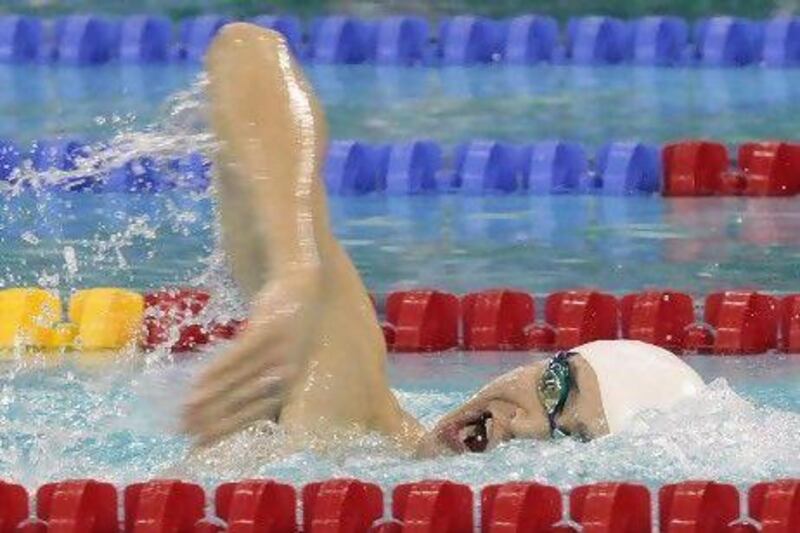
[[415, 355, 609, 458], [182, 23, 610, 456]]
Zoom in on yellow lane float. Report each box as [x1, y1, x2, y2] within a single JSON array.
[[0, 288, 144, 351]]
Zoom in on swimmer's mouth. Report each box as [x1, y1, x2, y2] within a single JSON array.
[[440, 411, 494, 454]]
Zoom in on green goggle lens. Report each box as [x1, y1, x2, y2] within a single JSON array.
[[536, 351, 576, 436]]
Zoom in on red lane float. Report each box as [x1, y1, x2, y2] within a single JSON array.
[[392, 480, 473, 532], [704, 291, 779, 354], [749, 480, 800, 532], [124, 480, 205, 532], [683, 323, 715, 354], [215, 480, 295, 533], [662, 140, 800, 197], [719, 142, 800, 196], [523, 322, 556, 350], [143, 288, 211, 351], [570, 482, 650, 533], [545, 291, 618, 350], [620, 291, 695, 351], [779, 295, 800, 352], [481, 482, 562, 532], [0, 481, 28, 533], [15, 523, 47, 533], [738, 142, 800, 197], [368, 522, 403, 533], [385, 290, 460, 352], [7, 479, 800, 531], [193, 522, 223, 533], [143, 289, 246, 352], [302, 479, 383, 533], [659, 481, 740, 532], [462, 289, 534, 350], [662, 140, 729, 196], [37, 480, 118, 533]]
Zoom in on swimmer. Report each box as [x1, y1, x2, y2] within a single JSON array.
[[182, 23, 705, 456]]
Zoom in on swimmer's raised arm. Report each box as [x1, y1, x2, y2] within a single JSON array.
[[183, 24, 421, 448], [204, 25, 333, 294], [183, 24, 329, 446], [182, 23, 702, 455]]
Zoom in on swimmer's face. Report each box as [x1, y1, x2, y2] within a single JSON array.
[[415, 355, 609, 458]]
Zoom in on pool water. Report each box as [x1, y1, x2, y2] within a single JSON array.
[[1, 64, 800, 490], [2, 64, 800, 145], [1, 351, 799, 489], [3, 193, 800, 295]]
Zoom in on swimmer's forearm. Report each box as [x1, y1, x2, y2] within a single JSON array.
[[207, 26, 334, 281], [251, 176, 334, 280]]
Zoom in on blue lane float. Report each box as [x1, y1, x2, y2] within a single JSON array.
[[310, 16, 371, 64], [384, 141, 441, 194], [567, 16, 631, 64], [250, 15, 303, 57], [324, 141, 381, 194], [632, 16, 688, 66], [3, 13, 800, 68], [370, 144, 391, 191], [519, 141, 587, 194], [0, 141, 21, 181], [119, 15, 172, 62], [9, 138, 800, 197], [695, 17, 758, 66], [501, 15, 558, 64], [168, 153, 211, 192], [54, 15, 120, 64], [45, 174, 97, 192], [178, 15, 231, 62], [0, 16, 41, 62], [30, 139, 87, 172], [594, 142, 662, 195], [750, 20, 767, 60], [438, 16, 500, 65], [29, 139, 95, 191], [374, 16, 429, 66], [452, 141, 519, 193], [762, 17, 800, 67], [102, 156, 165, 193]]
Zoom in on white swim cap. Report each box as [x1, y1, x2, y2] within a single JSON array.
[[575, 340, 705, 433]]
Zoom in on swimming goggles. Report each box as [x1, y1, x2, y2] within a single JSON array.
[[536, 351, 577, 438]]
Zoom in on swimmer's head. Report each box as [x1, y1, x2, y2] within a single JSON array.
[[415, 340, 704, 457], [577, 340, 705, 433], [415, 352, 607, 457]]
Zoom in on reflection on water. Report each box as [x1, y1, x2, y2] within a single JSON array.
[[338, 195, 800, 294], [3, 64, 800, 145], [2, 193, 800, 295]]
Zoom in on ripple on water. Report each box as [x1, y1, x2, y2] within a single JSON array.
[[2, 354, 800, 490]]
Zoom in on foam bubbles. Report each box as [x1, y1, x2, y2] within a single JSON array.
[[5, 352, 798, 490]]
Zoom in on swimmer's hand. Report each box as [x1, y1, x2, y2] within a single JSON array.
[[182, 269, 321, 447], [182, 23, 329, 447]]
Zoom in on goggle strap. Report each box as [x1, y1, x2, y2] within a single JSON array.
[[543, 350, 577, 437]]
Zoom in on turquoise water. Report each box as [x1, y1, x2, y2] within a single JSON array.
[[2, 64, 800, 145], [3, 193, 800, 295], [1, 352, 799, 489], [1, 63, 800, 489]]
